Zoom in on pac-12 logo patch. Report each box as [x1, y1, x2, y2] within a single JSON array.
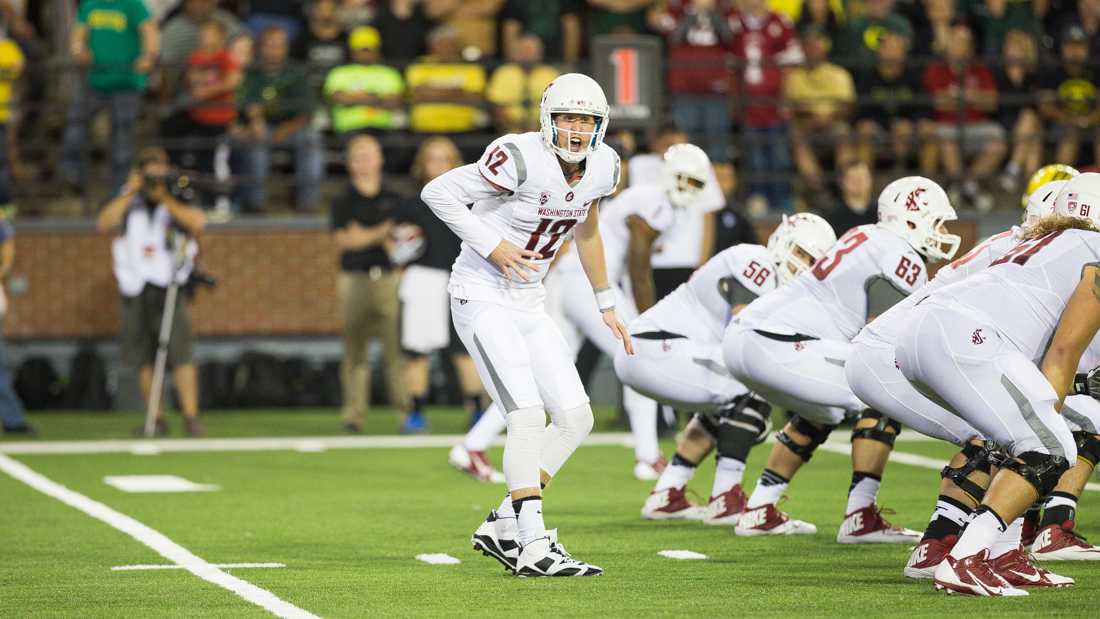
[[565, 191, 574, 202], [971, 329, 985, 345], [539, 191, 550, 205]]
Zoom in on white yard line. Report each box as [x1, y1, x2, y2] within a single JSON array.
[[112, 563, 285, 571], [817, 442, 1100, 492], [0, 430, 939, 456], [0, 454, 318, 619]]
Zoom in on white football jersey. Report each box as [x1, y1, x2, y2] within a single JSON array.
[[448, 132, 619, 303], [628, 153, 724, 269], [929, 228, 1100, 363], [737, 224, 928, 341], [554, 183, 676, 284], [857, 229, 1019, 346], [642, 243, 778, 342]]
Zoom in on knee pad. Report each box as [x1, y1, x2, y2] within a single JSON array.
[[693, 412, 721, 439], [540, 403, 594, 478], [718, 394, 772, 446], [1002, 451, 1071, 498], [940, 440, 997, 503], [1073, 431, 1100, 467], [776, 415, 834, 462], [850, 409, 901, 447], [503, 406, 546, 491]]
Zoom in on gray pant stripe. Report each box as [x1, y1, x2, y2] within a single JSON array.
[[502, 143, 526, 187], [474, 334, 518, 412], [691, 357, 731, 378], [1062, 404, 1098, 434], [1000, 375, 1065, 457]]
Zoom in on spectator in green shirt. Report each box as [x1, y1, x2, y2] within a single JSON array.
[[834, 0, 912, 68], [233, 26, 323, 212], [323, 26, 406, 134], [61, 0, 159, 192]]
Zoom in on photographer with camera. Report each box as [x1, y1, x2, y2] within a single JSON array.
[[97, 146, 206, 437]]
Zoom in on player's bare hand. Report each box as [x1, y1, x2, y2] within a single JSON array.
[[489, 240, 541, 282], [603, 309, 634, 355]]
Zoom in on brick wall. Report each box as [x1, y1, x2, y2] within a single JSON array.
[[5, 219, 979, 339]]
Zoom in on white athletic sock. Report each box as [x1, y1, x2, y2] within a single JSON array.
[[746, 469, 788, 509], [845, 472, 881, 514], [497, 493, 515, 519], [990, 517, 1023, 558], [515, 498, 545, 547], [711, 457, 745, 497], [949, 508, 1006, 559], [464, 404, 507, 452], [931, 498, 971, 527], [654, 459, 696, 492], [624, 387, 660, 463], [1044, 493, 1077, 511]]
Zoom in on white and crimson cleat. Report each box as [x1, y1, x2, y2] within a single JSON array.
[[642, 486, 705, 520], [703, 485, 747, 526], [1031, 522, 1100, 561], [933, 549, 1029, 596], [734, 502, 817, 537], [836, 505, 921, 544], [515, 536, 603, 578], [633, 457, 669, 481], [448, 445, 505, 484], [991, 547, 1074, 588], [903, 535, 957, 580]]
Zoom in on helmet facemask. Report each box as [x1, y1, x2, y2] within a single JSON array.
[[666, 172, 707, 209], [917, 213, 961, 261], [546, 113, 605, 163]]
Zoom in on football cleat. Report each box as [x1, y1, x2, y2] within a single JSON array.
[[703, 485, 747, 526], [836, 505, 921, 544], [734, 502, 817, 537], [933, 549, 1029, 596], [642, 486, 705, 520], [991, 547, 1074, 588], [904, 535, 957, 580], [515, 537, 603, 577], [633, 457, 669, 481], [471, 510, 519, 572], [448, 445, 505, 483], [1031, 521, 1100, 561]]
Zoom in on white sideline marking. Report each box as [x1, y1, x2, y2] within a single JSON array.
[[113, 563, 285, 571], [104, 475, 219, 493], [0, 453, 318, 619], [658, 550, 708, 560], [818, 442, 1100, 492], [416, 553, 461, 565], [0, 431, 939, 456]]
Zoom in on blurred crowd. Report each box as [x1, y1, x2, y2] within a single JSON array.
[[0, 0, 1099, 215]]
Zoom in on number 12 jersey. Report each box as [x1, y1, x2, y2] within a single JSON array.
[[449, 132, 620, 306]]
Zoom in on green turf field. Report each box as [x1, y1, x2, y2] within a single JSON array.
[[2, 408, 1098, 617]]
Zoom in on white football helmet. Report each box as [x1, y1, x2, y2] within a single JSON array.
[[539, 73, 609, 164], [767, 213, 837, 284], [877, 176, 960, 261], [663, 143, 711, 209], [1023, 180, 1068, 227], [1053, 172, 1100, 227]]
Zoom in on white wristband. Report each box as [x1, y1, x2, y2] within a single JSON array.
[[594, 287, 616, 312]]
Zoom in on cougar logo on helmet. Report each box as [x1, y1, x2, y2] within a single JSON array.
[[904, 188, 926, 212], [877, 176, 960, 261]]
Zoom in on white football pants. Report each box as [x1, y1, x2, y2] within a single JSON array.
[[895, 301, 1076, 460]]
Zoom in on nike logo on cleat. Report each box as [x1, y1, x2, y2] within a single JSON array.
[[1007, 570, 1041, 584]]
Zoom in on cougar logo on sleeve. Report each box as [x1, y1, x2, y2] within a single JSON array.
[[971, 329, 985, 345]]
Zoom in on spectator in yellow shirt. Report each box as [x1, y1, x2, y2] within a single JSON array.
[[405, 26, 489, 133], [784, 25, 855, 196], [486, 34, 558, 133], [0, 35, 23, 208]]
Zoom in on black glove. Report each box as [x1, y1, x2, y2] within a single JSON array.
[[1073, 366, 1100, 399]]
